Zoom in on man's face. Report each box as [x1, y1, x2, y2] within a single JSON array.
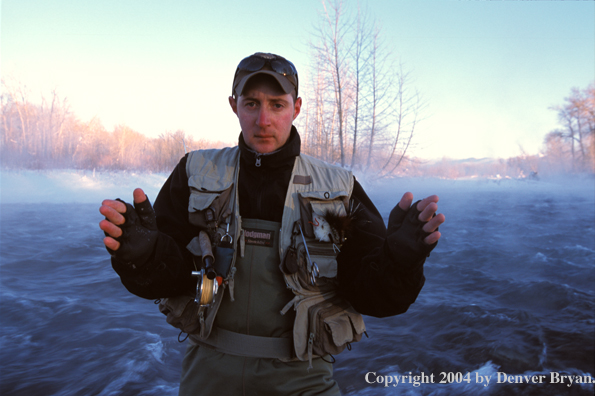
[[229, 76, 301, 154]]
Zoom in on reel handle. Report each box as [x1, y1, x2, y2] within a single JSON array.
[[199, 231, 217, 280]]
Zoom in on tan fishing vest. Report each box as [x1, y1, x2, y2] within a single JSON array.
[[164, 146, 366, 366]]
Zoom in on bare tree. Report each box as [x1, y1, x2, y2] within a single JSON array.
[[349, 3, 372, 169], [549, 83, 595, 172], [301, 0, 425, 176], [310, 0, 355, 167], [363, 25, 400, 172], [375, 67, 425, 179]]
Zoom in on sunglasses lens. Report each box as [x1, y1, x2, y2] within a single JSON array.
[[270, 60, 296, 76], [239, 55, 297, 76], [238, 57, 266, 72]]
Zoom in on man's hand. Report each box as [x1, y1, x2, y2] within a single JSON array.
[[99, 188, 158, 266], [396, 192, 445, 245], [385, 192, 445, 266]]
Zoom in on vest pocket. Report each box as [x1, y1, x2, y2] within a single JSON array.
[[293, 191, 350, 283], [297, 191, 349, 240], [284, 241, 338, 292], [309, 296, 364, 355], [188, 183, 234, 230], [307, 241, 339, 278], [291, 294, 366, 368], [159, 284, 227, 340], [158, 295, 201, 334]]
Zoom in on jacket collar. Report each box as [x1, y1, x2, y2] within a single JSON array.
[[238, 126, 301, 169]]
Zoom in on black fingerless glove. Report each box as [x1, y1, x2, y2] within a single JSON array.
[[385, 200, 438, 269], [106, 196, 158, 269]]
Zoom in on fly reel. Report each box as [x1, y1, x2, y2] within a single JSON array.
[[191, 230, 219, 307], [192, 268, 218, 307]]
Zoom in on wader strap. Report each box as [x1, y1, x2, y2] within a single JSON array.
[[189, 327, 294, 360]]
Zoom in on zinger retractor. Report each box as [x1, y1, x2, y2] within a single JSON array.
[[297, 223, 319, 285]]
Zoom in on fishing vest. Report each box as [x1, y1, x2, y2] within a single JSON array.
[[160, 146, 366, 367]]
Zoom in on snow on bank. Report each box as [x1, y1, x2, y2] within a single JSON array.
[[1, 169, 169, 204], [1, 169, 593, 207]]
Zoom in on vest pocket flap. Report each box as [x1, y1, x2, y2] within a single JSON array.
[[188, 191, 218, 212], [325, 312, 353, 346], [299, 190, 349, 201], [308, 241, 337, 278], [188, 173, 234, 195], [325, 308, 365, 347], [309, 256, 336, 278], [188, 180, 233, 211], [294, 241, 339, 283], [187, 183, 234, 229], [308, 241, 340, 278], [307, 296, 365, 361]]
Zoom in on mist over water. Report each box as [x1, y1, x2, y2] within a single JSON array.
[[1, 173, 594, 395]]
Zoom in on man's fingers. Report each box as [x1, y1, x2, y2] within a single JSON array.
[[99, 219, 123, 238], [133, 188, 147, 204], [417, 195, 439, 221], [101, 199, 127, 214], [419, 202, 438, 222], [99, 189, 148, 255], [398, 192, 414, 211], [423, 213, 445, 233], [424, 230, 441, 245], [103, 236, 121, 251], [99, 204, 126, 226], [416, 195, 439, 212]]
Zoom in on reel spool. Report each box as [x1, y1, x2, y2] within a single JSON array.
[[191, 230, 219, 306], [192, 268, 218, 307]]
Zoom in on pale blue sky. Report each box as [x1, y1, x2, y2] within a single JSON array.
[[2, 0, 593, 160]]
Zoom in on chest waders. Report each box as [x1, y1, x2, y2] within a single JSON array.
[[179, 219, 340, 396]]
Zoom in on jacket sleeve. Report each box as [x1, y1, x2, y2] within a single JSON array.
[[336, 179, 427, 318], [111, 155, 198, 299]]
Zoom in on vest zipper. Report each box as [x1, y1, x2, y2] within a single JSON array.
[[255, 153, 262, 167]]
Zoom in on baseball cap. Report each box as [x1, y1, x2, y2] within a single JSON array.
[[232, 52, 299, 98]]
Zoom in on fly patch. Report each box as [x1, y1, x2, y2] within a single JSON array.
[[243, 228, 275, 247]]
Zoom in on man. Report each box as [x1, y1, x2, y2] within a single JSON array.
[[99, 52, 445, 395]]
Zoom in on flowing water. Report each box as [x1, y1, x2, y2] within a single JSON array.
[[1, 176, 594, 395]]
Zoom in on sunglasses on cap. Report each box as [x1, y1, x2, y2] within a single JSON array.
[[232, 53, 299, 97]]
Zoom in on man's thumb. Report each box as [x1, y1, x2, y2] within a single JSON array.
[[132, 189, 157, 231], [133, 188, 146, 204]]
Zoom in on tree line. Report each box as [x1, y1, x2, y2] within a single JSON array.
[[0, 79, 228, 172], [2, 77, 592, 178], [404, 80, 594, 179]]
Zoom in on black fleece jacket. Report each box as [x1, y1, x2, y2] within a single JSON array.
[[112, 127, 427, 318]]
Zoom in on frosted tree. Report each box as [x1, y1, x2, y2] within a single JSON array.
[[549, 83, 595, 172], [302, 0, 424, 176]]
